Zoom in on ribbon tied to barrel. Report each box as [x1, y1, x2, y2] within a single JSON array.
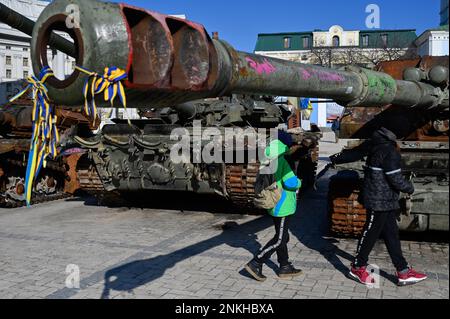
[[8, 66, 59, 206], [75, 66, 129, 123]]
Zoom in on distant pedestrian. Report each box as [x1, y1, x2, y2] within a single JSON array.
[[330, 127, 427, 287], [331, 116, 341, 143], [244, 130, 303, 281]]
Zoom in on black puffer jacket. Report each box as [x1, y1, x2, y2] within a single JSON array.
[[331, 128, 414, 212]]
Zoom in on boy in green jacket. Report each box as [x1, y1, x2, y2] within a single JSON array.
[[245, 131, 303, 281]]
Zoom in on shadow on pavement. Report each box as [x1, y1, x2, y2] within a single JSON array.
[[66, 191, 251, 215], [98, 170, 405, 298], [100, 217, 276, 299]]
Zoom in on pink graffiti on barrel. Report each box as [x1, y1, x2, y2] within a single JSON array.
[[302, 69, 312, 80], [301, 68, 345, 82], [246, 57, 277, 75]]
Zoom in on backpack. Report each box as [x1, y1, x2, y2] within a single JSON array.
[[253, 164, 282, 210]]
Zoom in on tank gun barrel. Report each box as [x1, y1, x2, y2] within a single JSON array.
[[7, 0, 448, 110], [0, 2, 76, 57]]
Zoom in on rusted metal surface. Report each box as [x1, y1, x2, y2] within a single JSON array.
[[0, 139, 30, 154], [0, 154, 70, 207], [328, 177, 366, 237], [0, 97, 95, 207], [63, 154, 83, 195], [225, 164, 259, 210], [341, 57, 449, 141], [377, 56, 449, 80], [76, 159, 105, 193], [0, 103, 97, 140], [376, 59, 422, 80]]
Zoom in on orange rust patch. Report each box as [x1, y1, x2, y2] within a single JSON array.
[[239, 67, 249, 77], [64, 154, 83, 194]]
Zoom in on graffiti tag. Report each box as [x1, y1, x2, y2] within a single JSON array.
[[246, 57, 277, 75]]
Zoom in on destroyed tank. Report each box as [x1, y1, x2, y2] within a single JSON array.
[[0, 98, 96, 207], [1, 0, 448, 213], [72, 95, 321, 208], [329, 57, 449, 236]]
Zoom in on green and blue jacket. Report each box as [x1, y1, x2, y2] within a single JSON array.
[[265, 140, 302, 217]]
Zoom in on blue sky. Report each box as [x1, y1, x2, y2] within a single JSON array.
[[109, 0, 441, 52]]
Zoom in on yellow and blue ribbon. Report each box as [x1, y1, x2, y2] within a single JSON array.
[[8, 66, 59, 206], [75, 66, 128, 123]]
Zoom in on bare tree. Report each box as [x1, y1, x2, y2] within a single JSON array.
[[353, 33, 418, 68], [308, 33, 418, 69], [310, 47, 334, 67]]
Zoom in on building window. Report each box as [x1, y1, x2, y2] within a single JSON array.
[[381, 34, 388, 47], [362, 35, 369, 47], [5, 56, 12, 65], [23, 71, 29, 78], [284, 37, 292, 49], [302, 37, 310, 49], [6, 46, 11, 50], [23, 48, 28, 52], [23, 57, 28, 67], [6, 69, 12, 79], [332, 36, 340, 47], [6, 83, 12, 92]]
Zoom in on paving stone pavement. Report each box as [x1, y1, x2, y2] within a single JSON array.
[[0, 141, 448, 299]]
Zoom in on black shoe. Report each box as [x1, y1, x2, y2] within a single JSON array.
[[278, 263, 303, 278], [244, 260, 267, 282]]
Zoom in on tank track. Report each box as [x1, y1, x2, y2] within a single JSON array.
[[0, 157, 71, 208], [76, 156, 126, 206], [77, 159, 315, 213], [77, 159, 263, 210], [225, 163, 261, 212], [328, 177, 367, 237]]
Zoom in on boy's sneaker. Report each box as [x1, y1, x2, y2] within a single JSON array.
[[278, 263, 303, 278], [397, 268, 427, 286], [244, 260, 267, 282], [349, 265, 376, 287]]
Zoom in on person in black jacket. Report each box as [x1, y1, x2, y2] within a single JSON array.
[[330, 127, 427, 286]]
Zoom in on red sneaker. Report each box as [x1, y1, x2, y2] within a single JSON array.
[[349, 266, 376, 287], [397, 268, 428, 286]]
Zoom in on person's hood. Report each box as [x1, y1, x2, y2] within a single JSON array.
[[371, 127, 397, 145], [265, 139, 290, 160]]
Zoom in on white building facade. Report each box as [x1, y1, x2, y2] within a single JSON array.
[[415, 27, 449, 57], [313, 25, 360, 47], [0, 0, 74, 104]]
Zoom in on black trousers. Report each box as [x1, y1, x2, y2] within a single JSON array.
[[255, 215, 291, 266], [354, 210, 408, 271]]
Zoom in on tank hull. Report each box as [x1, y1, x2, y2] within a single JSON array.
[[71, 97, 321, 209]]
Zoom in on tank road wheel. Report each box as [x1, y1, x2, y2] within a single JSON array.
[[328, 173, 367, 237]]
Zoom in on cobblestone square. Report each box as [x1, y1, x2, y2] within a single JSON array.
[[0, 141, 448, 299]]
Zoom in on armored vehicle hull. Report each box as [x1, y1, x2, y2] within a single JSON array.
[[71, 96, 321, 209], [329, 57, 449, 237]]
